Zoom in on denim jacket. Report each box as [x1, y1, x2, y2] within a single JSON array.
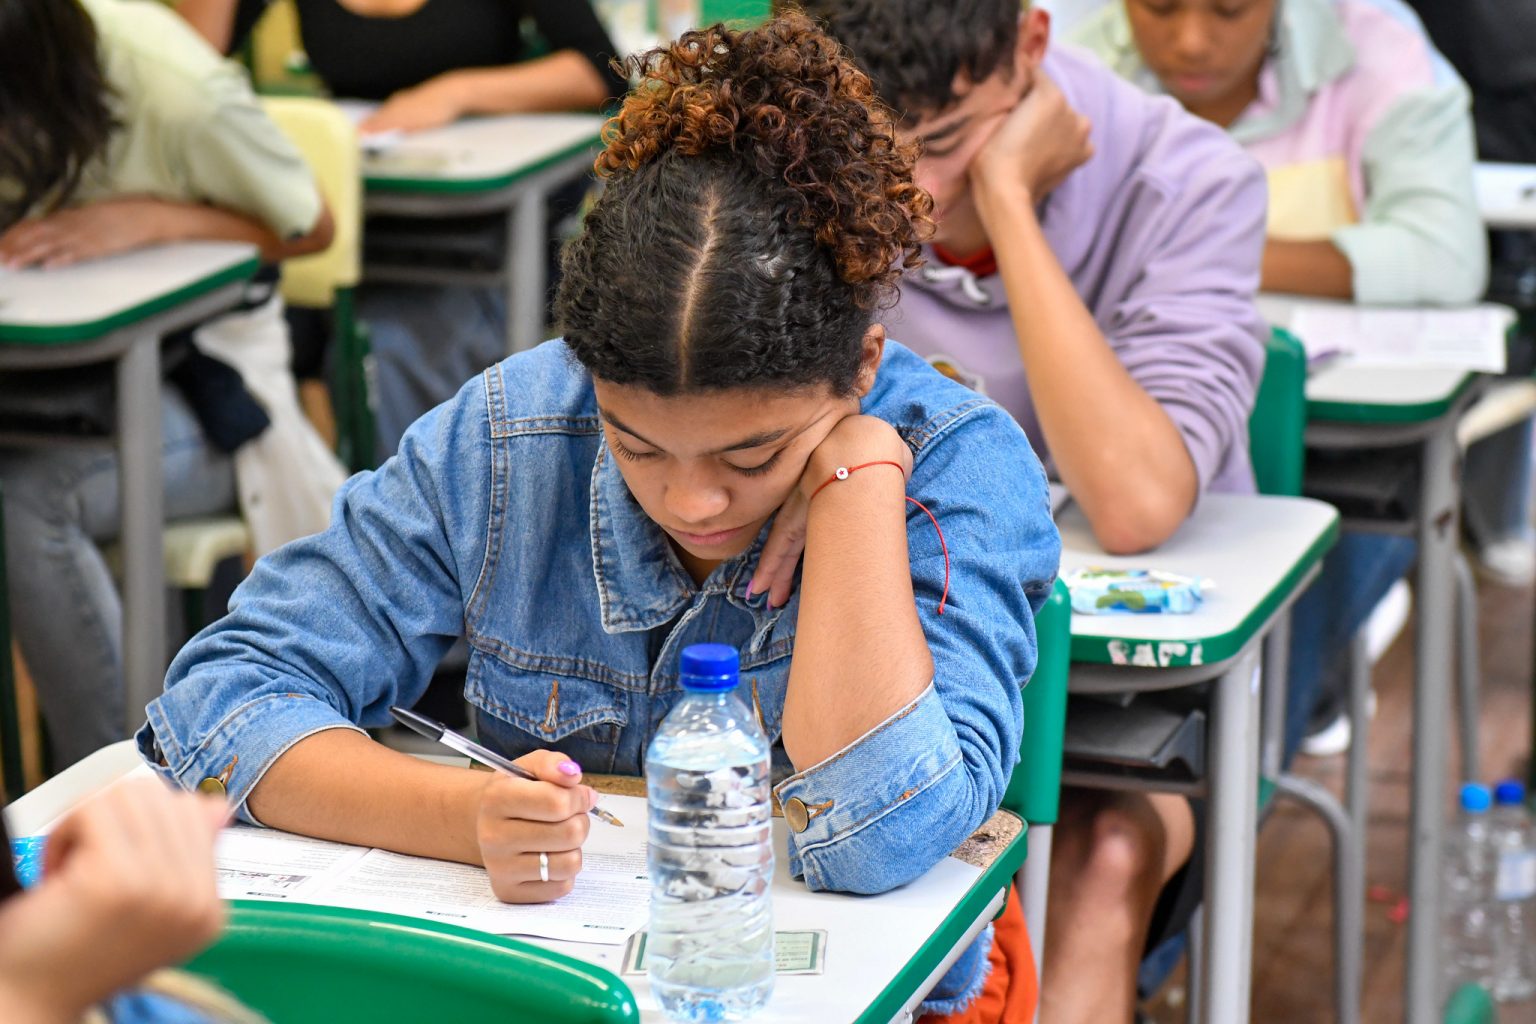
[[138, 339, 1059, 1007]]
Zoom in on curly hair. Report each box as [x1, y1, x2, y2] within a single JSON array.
[[787, 0, 1024, 120], [556, 12, 932, 396], [0, 0, 117, 229]]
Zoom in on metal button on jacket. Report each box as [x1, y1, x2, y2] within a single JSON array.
[[784, 797, 810, 833], [196, 777, 227, 796]]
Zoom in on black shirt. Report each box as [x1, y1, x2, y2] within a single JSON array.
[[232, 0, 627, 102]]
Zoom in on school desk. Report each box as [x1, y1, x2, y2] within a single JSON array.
[[1056, 492, 1340, 1024], [1305, 360, 1481, 1024], [7, 739, 1026, 1024], [356, 111, 606, 355], [1474, 161, 1536, 231], [0, 243, 260, 733]]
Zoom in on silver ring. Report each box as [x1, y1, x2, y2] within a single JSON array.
[[538, 851, 550, 883]]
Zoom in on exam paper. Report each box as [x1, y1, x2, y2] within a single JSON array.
[[214, 794, 651, 945], [1258, 295, 1515, 373]]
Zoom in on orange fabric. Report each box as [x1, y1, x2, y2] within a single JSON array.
[[918, 882, 1038, 1024], [931, 242, 999, 279]]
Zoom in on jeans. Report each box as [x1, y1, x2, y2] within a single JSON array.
[[360, 283, 508, 460], [0, 387, 236, 768], [1283, 529, 1418, 763], [1463, 419, 1536, 549]]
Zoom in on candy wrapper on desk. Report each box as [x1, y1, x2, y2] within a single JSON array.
[[1064, 568, 1209, 615]]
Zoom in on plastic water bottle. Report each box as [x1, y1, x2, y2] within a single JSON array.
[[646, 644, 774, 1021], [1444, 783, 1498, 991], [1491, 779, 1536, 1001]]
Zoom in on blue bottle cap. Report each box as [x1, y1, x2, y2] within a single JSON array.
[[1461, 783, 1492, 813], [1495, 779, 1527, 806], [679, 643, 739, 691]]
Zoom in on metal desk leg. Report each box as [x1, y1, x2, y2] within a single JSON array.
[[1199, 646, 1262, 1024], [1017, 824, 1052, 1024], [1453, 552, 1481, 785], [1261, 612, 1291, 778], [507, 186, 547, 355], [1407, 422, 1460, 1023], [117, 334, 165, 735]]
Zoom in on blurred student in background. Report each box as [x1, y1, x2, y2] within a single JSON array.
[[177, 0, 629, 458], [0, 0, 344, 769]]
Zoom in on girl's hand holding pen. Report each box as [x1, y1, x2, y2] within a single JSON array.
[[476, 749, 598, 903]]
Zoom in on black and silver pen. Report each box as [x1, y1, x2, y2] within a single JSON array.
[[389, 705, 624, 827]]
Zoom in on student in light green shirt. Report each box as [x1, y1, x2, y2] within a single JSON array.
[[0, 0, 342, 770]]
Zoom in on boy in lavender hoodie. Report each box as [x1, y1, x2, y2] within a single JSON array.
[[795, 1, 1267, 1020]]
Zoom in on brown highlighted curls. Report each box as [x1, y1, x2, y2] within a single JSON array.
[[597, 12, 932, 307]]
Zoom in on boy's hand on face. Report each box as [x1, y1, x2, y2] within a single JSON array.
[[969, 71, 1093, 212], [751, 415, 911, 610]]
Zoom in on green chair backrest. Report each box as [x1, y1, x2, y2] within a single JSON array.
[[183, 902, 638, 1023], [1003, 578, 1070, 826], [701, 0, 770, 23], [1248, 326, 1308, 498]]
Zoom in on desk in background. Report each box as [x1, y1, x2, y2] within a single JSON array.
[[1305, 359, 1480, 1024], [6, 741, 1024, 1024], [1059, 493, 1339, 1024], [1475, 161, 1536, 232], [0, 244, 260, 733], [356, 111, 606, 354]]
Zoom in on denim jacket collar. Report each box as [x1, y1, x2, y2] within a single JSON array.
[[588, 442, 784, 642]]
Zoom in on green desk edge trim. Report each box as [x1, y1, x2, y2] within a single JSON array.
[[1307, 370, 1476, 424], [364, 133, 601, 194], [857, 811, 1028, 1024], [0, 256, 261, 346], [1068, 513, 1340, 666]]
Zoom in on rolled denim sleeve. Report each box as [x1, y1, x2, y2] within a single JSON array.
[[136, 372, 495, 822], [774, 399, 1060, 893]]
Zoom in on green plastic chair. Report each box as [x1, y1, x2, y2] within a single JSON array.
[[1249, 326, 1308, 499], [1008, 578, 1070, 1020], [701, 0, 771, 22], [1443, 982, 1497, 1024], [183, 901, 638, 1023]]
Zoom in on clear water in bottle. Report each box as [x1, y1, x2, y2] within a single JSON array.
[[1491, 779, 1536, 1001], [1444, 783, 1498, 992], [646, 644, 774, 1022]]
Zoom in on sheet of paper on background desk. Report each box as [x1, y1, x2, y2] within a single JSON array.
[[332, 99, 402, 154], [1265, 298, 1514, 373], [214, 793, 650, 944]]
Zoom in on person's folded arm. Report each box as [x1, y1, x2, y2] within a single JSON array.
[[1330, 83, 1488, 306], [776, 403, 1060, 894], [137, 371, 495, 835], [1096, 145, 1268, 516]]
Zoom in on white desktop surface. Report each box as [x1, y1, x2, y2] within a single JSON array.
[[7, 742, 998, 1024], [1475, 161, 1536, 230], [0, 243, 256, 329], [354, 110, 607, 185], [1058, 493, 1337, 654]]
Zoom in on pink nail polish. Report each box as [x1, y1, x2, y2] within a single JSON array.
[[557, 760, 582, 776]]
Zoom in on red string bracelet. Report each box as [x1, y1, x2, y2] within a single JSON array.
[[808, 461, 951, 615]]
